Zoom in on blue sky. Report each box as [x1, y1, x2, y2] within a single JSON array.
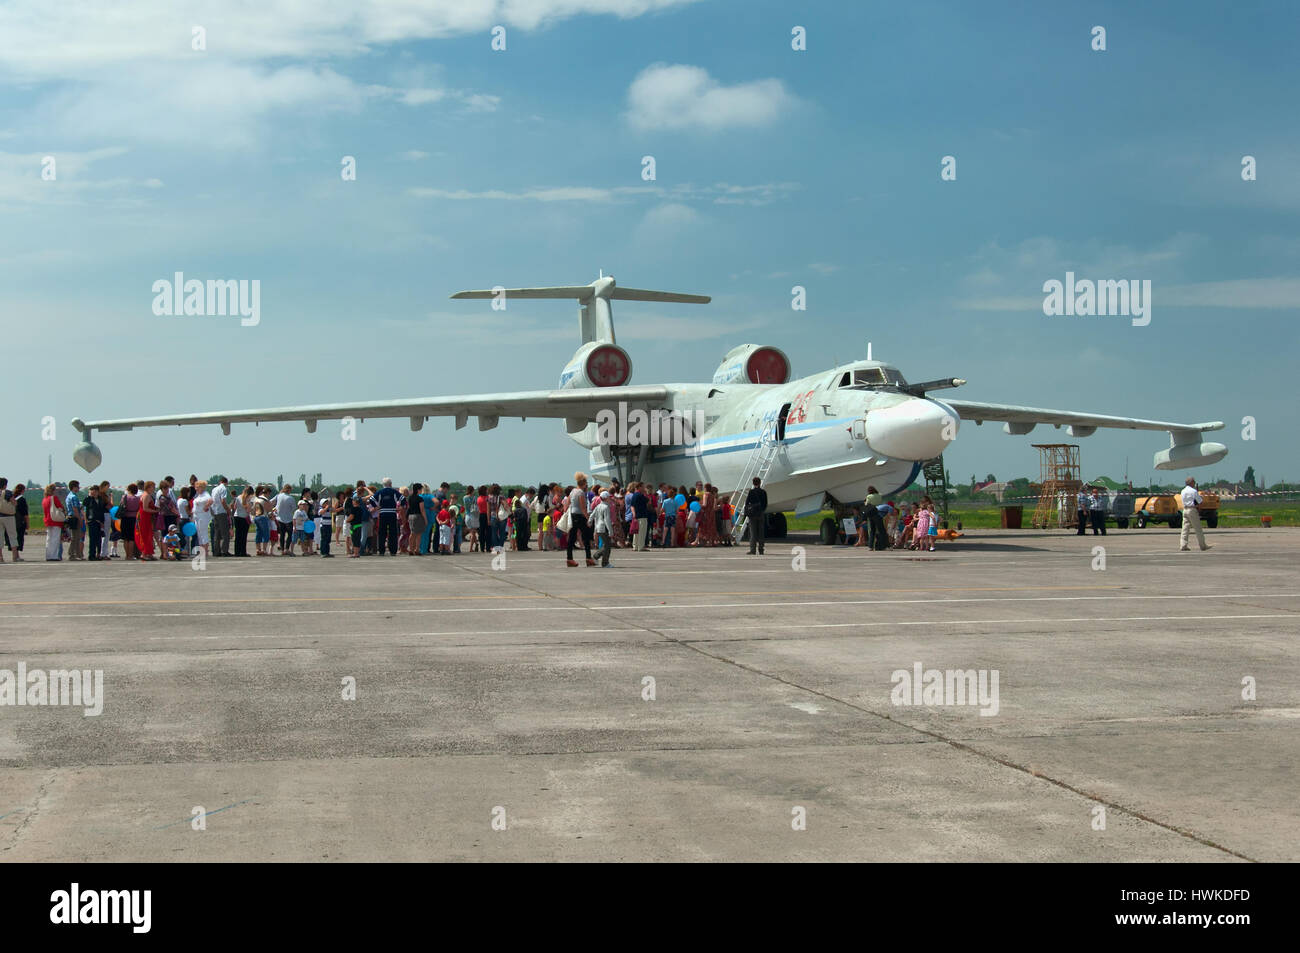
[[2, 0, 1296, 488]]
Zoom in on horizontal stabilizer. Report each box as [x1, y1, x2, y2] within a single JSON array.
[[609, 287, 710, 304], [450, 286, 594, 300]]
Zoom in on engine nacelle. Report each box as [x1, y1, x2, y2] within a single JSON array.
[[1154, 441, 1227, 470], [712, 344, 791, 385], [558, 341, 632, 389]]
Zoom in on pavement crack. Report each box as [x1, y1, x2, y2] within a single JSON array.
[[2, 769, 56, 853], [491, 567, 1266, 864]]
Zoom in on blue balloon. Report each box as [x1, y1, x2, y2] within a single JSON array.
[[109, 506, 118, 518], [182, 522, 197, 537], [675, 494, 686, 507], [304, 520, 316, 534], [690, 501, 701, 513]]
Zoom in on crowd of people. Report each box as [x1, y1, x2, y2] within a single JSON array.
[[848, 486, 946, 552], [3, 472, 780, 567]]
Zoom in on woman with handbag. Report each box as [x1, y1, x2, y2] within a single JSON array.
[[564, 472, 595, 567], [488, 483, 505, 551], [42, 484, 65, 561]]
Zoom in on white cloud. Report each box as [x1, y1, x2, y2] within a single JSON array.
[[406, 181, 800, 206], [955, 234, 1224, 311], [0, 1, 704, 77], [408, 185, 656, 202], [640, 202, 700, 227], [0, 1, 697, 145], [0, 147, 135, 204], [376, 86, 500, 111], [1160, 278, 1300, 309], [399, 150, 430, 161], [625, 64, 797, 132]]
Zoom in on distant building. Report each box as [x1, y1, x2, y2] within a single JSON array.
[[975, 481, 1011, 502]]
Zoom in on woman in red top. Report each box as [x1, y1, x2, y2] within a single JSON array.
[[697, 484, 718, 546], [118, 483, 140, 559], [476, 488, 489, 552], [136, 480, 158, 559], [42, 484, 65, 561]]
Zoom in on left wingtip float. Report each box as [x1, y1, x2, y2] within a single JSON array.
[[70, 418, 102, 473]]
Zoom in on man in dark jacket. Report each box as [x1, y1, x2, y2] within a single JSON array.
[[745, 477, 768, 555], [85, 484, 109, 560], [374, 478, 403, 555], [514, 489, 533, 551]]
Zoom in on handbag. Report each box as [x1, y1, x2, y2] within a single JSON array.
[[50, 500, 66, 523], [557, 509, 572, 534]]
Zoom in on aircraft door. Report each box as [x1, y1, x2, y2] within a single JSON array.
[[775, 402, 791, 441], [850, 418, 867, 440]]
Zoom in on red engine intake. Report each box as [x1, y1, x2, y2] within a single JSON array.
[[744, 346, 791, 384], [586, 344, 631, 387], [712, 344, 792, 385], [560, 341, 633, 389]]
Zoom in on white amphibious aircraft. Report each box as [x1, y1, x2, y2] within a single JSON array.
[[71, 274, 1227, 536]]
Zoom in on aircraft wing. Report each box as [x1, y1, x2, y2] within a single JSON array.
[[74, 386, 671, 433], [942, 399, 1228, 469], [943, 400, 1222, 435], [69, 386, 671, 471]]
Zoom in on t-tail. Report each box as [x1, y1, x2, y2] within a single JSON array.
[[451, 273, 709, 389]]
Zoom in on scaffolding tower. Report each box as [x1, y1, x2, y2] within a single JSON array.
[[1030, 444, 1082, 529], [922, 455, 950, 527]]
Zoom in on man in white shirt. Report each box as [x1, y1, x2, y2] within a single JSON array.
[[273, 484, 297, 555], [1179, 477, 1211, 552], [211, 476, 231, 557]]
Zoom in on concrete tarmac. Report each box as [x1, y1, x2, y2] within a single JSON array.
[[1, 527, 1296, 861]]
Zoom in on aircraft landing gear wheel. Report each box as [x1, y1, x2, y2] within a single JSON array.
[[819, 517, 837, 546]]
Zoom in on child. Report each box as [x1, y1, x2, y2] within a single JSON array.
[[552, 508, 566, 551], [540, 512, 552, 551], [163, 524, 183, 561], [437, 505, 452, 554], [926, 503, 939, 552], [913, 503, 931, 551], [347, 509, 364, 557], [293, 500, 311, 555], [591, 490, 612, 567], [453, 505, 464, 554], [253, 499, 270, 556]]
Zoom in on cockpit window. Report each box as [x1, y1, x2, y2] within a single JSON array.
[[840, 367, 907, 389]]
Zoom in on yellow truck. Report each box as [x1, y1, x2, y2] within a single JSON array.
[[1132, 492, 1219, 529]]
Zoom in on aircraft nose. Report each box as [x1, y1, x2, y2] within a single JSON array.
[[866, 398, 959, 461]]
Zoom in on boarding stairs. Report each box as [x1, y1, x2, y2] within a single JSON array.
[[730, 417, 781, 543]]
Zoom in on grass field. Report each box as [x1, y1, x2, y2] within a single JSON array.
[[786, 500, 1300, 532]]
